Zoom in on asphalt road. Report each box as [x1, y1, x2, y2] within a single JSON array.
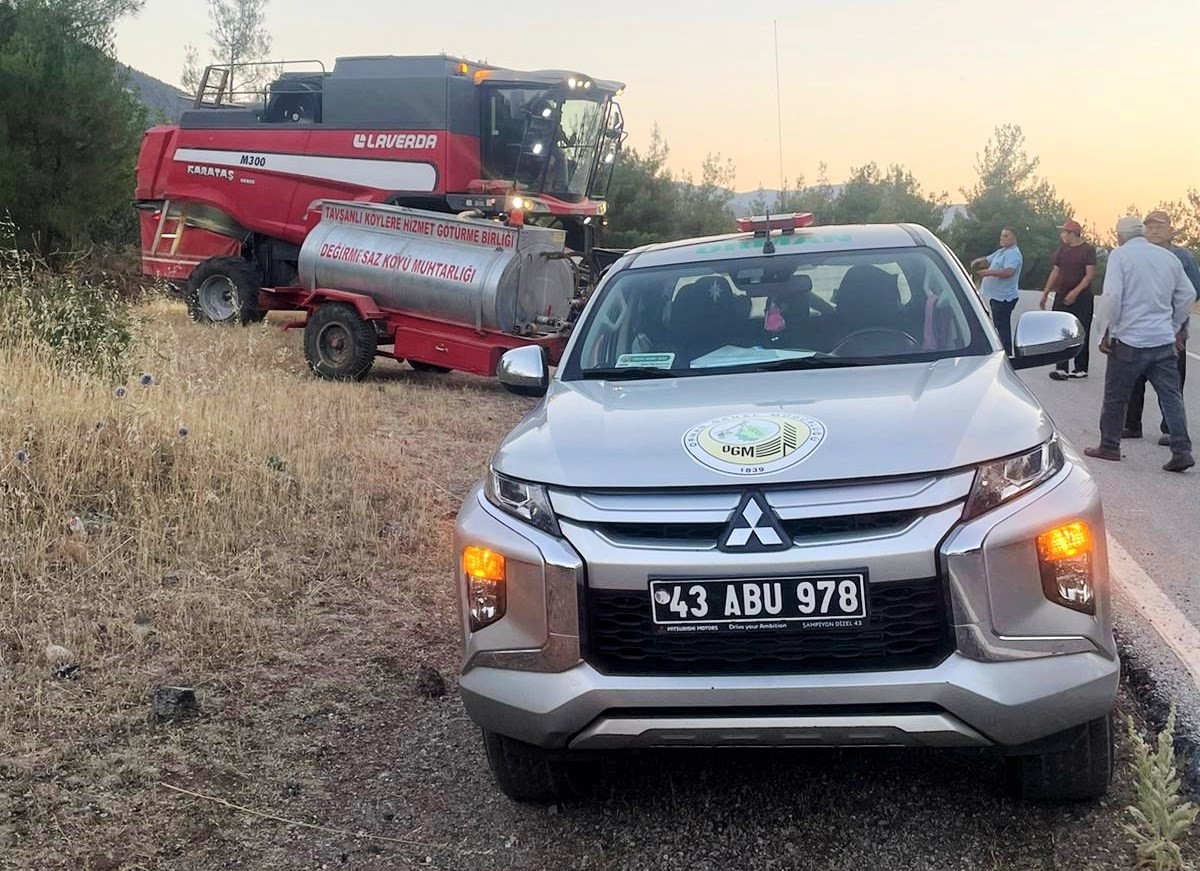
[[1011, 291, 1200, 749]]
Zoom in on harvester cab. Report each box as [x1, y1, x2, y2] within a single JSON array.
[[466, 68, 626, 249]]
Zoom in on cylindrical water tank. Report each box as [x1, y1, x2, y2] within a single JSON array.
[[297, 201, 576, 333]]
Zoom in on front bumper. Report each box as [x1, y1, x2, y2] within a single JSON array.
[[459, 651, 1118, 749], [454, 452, 1118, 750]]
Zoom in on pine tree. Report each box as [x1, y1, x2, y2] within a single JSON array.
[[0, 0, 147, 254]]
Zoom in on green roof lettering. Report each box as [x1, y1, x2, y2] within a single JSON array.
[[693, 233, 854, 255]]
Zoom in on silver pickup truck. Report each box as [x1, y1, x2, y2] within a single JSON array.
[[454, 217, 1117, 803]]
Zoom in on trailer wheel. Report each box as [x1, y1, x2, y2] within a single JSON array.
[[304, 303, 377, 381], [185, 257, 265, 325]]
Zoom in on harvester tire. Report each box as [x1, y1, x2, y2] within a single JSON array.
[[304, 303, 377, 381], [185, 257, 265, 325]]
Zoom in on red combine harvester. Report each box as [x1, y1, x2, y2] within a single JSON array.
[[134, 55, 626, 379]]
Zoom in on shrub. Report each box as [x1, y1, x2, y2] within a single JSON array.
[[0, 229, 132, 376], [1125, 705, 1197, 870]]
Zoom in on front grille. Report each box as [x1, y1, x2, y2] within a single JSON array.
[[595, 510, 918, 547], [583, 577, 953, 676]]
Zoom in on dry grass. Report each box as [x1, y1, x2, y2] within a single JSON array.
[[0, 296, 531, 867], [2, 299, 390, 698]]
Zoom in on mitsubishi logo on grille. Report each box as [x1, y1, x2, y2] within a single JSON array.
[[719, 492, 792, 553]]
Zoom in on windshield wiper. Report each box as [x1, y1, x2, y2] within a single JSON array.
[[752, 356, 870, 372], [755, 353, 934, 372], [581, 367, 680, 381]]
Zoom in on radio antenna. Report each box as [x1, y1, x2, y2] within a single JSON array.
[[774, 20, 784, 194], [760, 20, 785, 255]]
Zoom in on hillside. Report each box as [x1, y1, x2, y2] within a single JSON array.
[[122, 64, 190, 123], [727, 186, 845, 217]]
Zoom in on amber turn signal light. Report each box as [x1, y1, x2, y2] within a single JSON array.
[[1037, 522, 1092, 562], [463, 546, 505, 582], [1036, 522, 1095, 615]]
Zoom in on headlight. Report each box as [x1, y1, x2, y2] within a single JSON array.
[[485, 469, 560, 536], [963, 438, 1065, 521]]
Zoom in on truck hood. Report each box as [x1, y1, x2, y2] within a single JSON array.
[[492, 354, 1054, 489]]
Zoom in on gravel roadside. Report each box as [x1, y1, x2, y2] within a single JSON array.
[[140, 594, 1141, 871]]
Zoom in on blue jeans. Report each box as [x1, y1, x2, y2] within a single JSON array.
[[1100, 341, 1192, 455], [1124, 341, 1187, 434], [988, 298, 1017, 355]]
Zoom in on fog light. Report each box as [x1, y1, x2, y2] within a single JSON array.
[[1036, 522, 1095, 614], [464, 546, 506, 630]]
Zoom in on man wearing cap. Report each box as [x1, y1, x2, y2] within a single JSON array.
[[1040, 219, 1097, 380], [974, 226, 1023, 355], [1122, 210, 1200, 444], [1085, 216, 1194, 472]]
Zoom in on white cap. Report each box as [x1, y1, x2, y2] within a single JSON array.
[[1116, 215, 1145, 237]]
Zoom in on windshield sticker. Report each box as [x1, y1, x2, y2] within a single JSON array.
[[616, 353, 676, 369], [683, 413, 826, 477]]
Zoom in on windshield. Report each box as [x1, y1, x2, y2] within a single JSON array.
[[564, 248, 990, 379], [553, 98, 607, 197], [480, 86, 609, 200]]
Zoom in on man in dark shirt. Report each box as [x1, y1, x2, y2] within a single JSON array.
[[1040, 219, 1097, 380], [1123, 210, 1200, 443]]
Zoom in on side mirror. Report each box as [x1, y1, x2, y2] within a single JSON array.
[[497, 346, 549, 397], [1010, 311, 1085, 370]]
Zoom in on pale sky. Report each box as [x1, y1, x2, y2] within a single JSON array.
[[115, 0, 1199, 229]]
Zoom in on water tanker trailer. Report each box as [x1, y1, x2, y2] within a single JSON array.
[[259, 200, 578, 380]]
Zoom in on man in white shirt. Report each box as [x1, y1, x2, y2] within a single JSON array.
[[973, 227, 1023, 355], [1085, 216, 1194, 472], [1123, 210, 1200, 443]]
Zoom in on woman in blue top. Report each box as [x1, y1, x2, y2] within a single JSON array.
[[974, 227, 1024, 355]]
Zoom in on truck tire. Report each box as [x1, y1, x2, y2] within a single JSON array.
[[482, 729, 590, 803], [1005, 713, 1113, 801], [185, 257, 265, 325], [304, 302, 377, 381]]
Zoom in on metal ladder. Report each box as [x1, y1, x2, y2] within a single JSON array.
[[194, 66, 232, 107], [149, 201, 189, 257]]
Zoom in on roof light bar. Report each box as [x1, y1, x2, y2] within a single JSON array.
[[736, 213, 816, 235]]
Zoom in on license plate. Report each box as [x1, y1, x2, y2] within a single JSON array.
[[649, 573, 868, 633]]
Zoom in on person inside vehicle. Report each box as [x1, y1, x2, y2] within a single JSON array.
[[764, 269, 817, 348], [669, 275, 745, 364], [825, 263, 920, 356]]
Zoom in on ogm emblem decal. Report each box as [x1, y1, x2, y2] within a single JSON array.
[[683, 413, 826, 477]]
